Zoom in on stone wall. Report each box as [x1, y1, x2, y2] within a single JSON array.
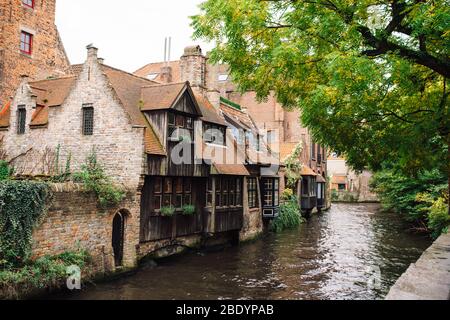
[[32, 183, 141, 273], [0, 0, 70, 106]]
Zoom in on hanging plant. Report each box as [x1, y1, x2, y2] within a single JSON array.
[[182, 204, 196, 216], [160, 206, 176, 217], [284, 142, 304, 189]]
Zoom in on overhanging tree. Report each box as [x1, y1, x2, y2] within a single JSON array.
[[192, 0, 449, 212]]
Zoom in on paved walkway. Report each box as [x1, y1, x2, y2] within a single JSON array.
[[386, 232, 450, 300]]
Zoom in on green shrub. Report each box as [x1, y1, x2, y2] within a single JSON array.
[[73, 150, 125, 209], [182, 204, 196, 216], [371, 169, 448, 237], [0, 181, 52, 267], [0, 161, 11, 181], [0, 249, 90, 299], [160, 206, 176, 217], [270, 196, 304, 233]]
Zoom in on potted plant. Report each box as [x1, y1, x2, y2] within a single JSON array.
[[160, 206, 176, 217], [182, 204, 196, 216]]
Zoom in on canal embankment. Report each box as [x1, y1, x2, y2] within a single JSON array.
[[386, 232, 450, 300]]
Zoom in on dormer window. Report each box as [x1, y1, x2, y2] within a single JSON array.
[[20, 31, 33, 55], [17, 106, 26, 135], [204, 123, 226, 146], [146, 73, 159, 81], [22, 0, 34, 9]]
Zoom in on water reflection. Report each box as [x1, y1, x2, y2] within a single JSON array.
[[50, 203, 430, 300]]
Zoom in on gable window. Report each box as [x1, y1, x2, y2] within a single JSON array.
[[82, 105, 94, 135], [22, 0, 34, 9], [248, 177, 258, 208], [168, 112, 194, 141], [17, 106, 26, 134], [20, 31, 33, 55]]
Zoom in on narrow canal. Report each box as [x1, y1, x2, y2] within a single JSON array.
[[54, 203, 431, 300]]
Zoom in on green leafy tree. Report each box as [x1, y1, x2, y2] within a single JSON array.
[[192, 0, 450, 212]]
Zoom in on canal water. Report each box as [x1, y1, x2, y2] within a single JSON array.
[[53, 203, 431, 300]]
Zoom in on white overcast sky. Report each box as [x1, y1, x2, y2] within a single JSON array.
[[56, 0, 213, 73]]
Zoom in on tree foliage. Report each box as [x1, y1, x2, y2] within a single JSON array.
[[370, 169, 449, 237], [192, 0, 450, 175]]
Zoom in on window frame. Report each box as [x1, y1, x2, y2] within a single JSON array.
[[17, 105, 26, 135], [20, 31, 33, 55], [154, 177, 193, 213], [203, 122, 226, 146], [247, 177, 258, 208], [82, 104, 94, 136], [214, 177, 243, 209], [261, 178, 279, 208]]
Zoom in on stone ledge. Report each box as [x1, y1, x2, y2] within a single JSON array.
[[386, 232, 450, 300]]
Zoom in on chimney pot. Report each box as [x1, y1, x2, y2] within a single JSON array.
[[98, 58, 105, 64], [86, 44, 98, 59]]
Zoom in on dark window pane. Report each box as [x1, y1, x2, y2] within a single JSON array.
[[163, 194, 172, 207], [17, 107, 26, 134], [168, 113, 175, 126], [216, 193, 221, 207], [164, 178, 172, 193], [154, 177, 162, 194], [153, 195, 162, 210], [184, 178, 192, 193], [82, 106, 94, 135], [175, 194, 183, 208], [184, 194, 192, 206], [175, 178, 183, 193]]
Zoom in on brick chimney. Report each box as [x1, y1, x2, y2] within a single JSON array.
[[180, 45, 207, 91], [160, 65, 173, 83], [86, 44, 98, 61]]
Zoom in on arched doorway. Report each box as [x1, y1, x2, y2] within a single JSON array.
[[112, 212, 125, 267]]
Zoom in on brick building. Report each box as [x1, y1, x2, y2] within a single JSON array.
[[0, 0, 70, 107]]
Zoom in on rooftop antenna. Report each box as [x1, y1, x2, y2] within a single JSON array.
[[164, 37, 168, 66], [168, 37, 172, 65]]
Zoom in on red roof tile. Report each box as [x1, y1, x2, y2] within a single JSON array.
[[0, 102, 11, 128], [194, 94, 227, 126], [30, 105, 49, 128], [29, 76, 76, 107], [212, 163, 250, 176], [300, 165, 317, 176], [140, 82, 187, 111]]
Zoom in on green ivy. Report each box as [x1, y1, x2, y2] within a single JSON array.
[[0, 181, 52, 267], [0, 161, 12, 181], [72, 150, 125, 209], [270, 196, 304, 233]]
